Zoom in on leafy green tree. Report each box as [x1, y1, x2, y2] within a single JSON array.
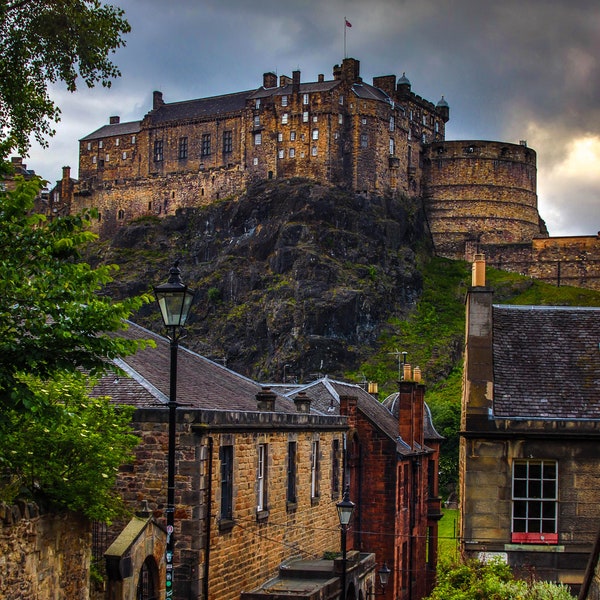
[[0, 175, 152, 520], [0, 0, 130, 156], [425, 559, 576, 600]]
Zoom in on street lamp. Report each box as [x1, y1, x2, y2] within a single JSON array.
[[336, 487, 355, 600], [369, 563, 391, 597], [154, 261, 195, 600]]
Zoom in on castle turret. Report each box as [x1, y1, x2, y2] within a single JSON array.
[[436, 96, 450, 123]]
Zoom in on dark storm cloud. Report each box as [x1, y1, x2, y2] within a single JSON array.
[[28, 0, 600, 235]]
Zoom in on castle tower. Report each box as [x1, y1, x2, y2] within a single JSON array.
[[423, 140, 545, 259]]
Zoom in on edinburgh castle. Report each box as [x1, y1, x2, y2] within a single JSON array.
[[51, 57, 599, 290]]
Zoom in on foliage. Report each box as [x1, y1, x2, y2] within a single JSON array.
[[2, 372, 138, 522], [425, 558, 576, 600], [0, 0, 130, 156], [438, 509, 460, 563], [0, 175, 152, 520]]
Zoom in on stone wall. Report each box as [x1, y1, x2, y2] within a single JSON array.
[[0, 502, 91, 599]]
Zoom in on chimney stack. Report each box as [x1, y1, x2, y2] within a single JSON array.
[[256, 387, 277, 411], [293, 391, 311, 413], [472, 253, 486, 287]]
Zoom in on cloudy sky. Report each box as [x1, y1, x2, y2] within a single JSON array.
[[28, 0, 600, 236]]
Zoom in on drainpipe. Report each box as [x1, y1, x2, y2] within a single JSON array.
[[203, 438, 214, 600]]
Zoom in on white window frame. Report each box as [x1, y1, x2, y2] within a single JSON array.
[[281, 95, 288, 107], [254, 133, 262, 146], [281, 113, 289, 125], [303, 111, 309, 123], [257, 444, 267, 512]]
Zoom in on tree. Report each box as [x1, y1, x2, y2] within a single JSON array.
[[0, 175, 152, 520], [0, 0, 130, 157], [425, 559, 576, 600]]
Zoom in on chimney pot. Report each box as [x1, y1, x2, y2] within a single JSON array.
[[472, 253, 486, 287], [403, 363, 412, 381]]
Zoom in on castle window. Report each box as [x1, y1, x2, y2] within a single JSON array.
[[115, 138, 120, 147], [178, 137, 188, 160], [281, 113, 289, 125], [105, 154, 110, 162], [87, 142, 91, 151], [303, 93, 309, 105], [422, 133, 427, 143], [281, 95, 288, 107], [312, 129, 319, 140], [148, 201, 152, 211], [131, 135, 136, 144], [334, 132, 339, 140], [92, 155, 97, 164], [312, 115, 318, 123], [117, 209, 125, 220], [122, 152, 127, 160], [311, 146, 317, 156], [223, 130, 232, 153], [290, 131, 296, 141], [153, 140, 163, 162], [389, 138, 395, 155], [303, 111, 309, 123], [389, 116, 395, 132], [278, 149, 284, 159], [253, 157, 259, 165], [331, 439, 341, 498], [289, 148, 295, 158], [435, 121, 439, 133], [99, 140, 103, 149], [255, 98, 261, 109], [422, 114, 427, 126], [201, 134, 211, 156], [277, 132, 283, 142], [254, 133, 262, 146], [361, 134, 368, 148], [409, 109, 413, 121], [339, 95, 344, 105], [362, 118, 367, 125], [338, 114, 343, 124], [254, 115, 260, 128]]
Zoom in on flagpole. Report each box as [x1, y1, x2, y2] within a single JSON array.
[[344, 16, 347, 58]]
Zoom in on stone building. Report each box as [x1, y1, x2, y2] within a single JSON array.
[[459, 256, 600, 594]]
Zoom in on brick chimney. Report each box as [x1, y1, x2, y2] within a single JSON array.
[[398, 367, 415, 446], [153, 91, 164, 110], [463, 254, 494, 431], [256, 387, 277, 411], [293, 391, 311, 413], [263, 72, 277, 89], [292, 70, 301, 95], [279, 75, 292, 87]]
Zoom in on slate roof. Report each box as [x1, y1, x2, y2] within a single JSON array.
[[249, 80, 341, 100], [147, 90, 253, 125], [80, 120, 141, 142], [93, 322, 297, 413], [492, 305, 600, 420], [284, 377, 434, 455]]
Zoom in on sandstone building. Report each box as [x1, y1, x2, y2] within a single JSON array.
[[460, 256, 600, 594]]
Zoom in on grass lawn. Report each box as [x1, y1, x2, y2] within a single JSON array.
[[438, 508, 459, 562]]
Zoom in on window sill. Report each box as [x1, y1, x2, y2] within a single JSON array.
[[256, 510, 269, 522], [286, 501, 297, 512], [218, 518, 235, 533], [511, 532, 558, 545], [311, 496, 320, 507]]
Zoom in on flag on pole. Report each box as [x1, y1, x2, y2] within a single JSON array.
[[345, 19, 352, 27]]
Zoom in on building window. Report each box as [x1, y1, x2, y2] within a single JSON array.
[[92, 155, 97, 164], [87, 142, 91, 151], [131, 135, 136, 144], [422, 114, 427, 126], [312, 129, 319, 140], [201, 134, 211, 156], [281, 95, 288, 106], [223, 130, 232, 153], [435, 121, 439, 133], [289, 148, 295, 158], [303, 111, 309, 123], [311, 146, 317, 156], [115, 138, 120, 147], [290, 131, 296, 141], [122, 152, 127, 160], [389, 116, 395, 132], [278, 149, 284, 159], [362, 118, 367, 125], [303, 93, 309, 105], [312, 115, 318, 123], [255, 98, 261, 109], [153, 140, 163, 162], [512, 460, 558, 543], [105, 154, 110, 162], [253, 157, 259, 165], [389, 138, 395, 155], [287, 441, 297, 504], [331, 439, 340, 497], [257, 444, 268, 512], [254, 133, 262, 146], [98, 140, 103, 149], [117, 209, 125, 220], [361, 134, 368, 148], [339, 95, 344, 105], [281, 113, 289, 125], [311, 440, 320, 499], [220, 445, 234, 521], [338, 114, 343, 125], [254, 115, 261, 128], [277, 132, 283, 142], [178, 137, 188, 160]]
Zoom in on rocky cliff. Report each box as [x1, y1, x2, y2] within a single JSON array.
[[97, 179, 431, 381]]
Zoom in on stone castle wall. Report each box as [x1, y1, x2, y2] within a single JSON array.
[[0, 503, 91, 599]]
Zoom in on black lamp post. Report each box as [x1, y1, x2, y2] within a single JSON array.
[[154, 262, 194, 600], [336, 487, 355, 600], [370, 563, 391, 597]]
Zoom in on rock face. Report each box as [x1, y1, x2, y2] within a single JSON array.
[[102, 180, 429, 381]]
